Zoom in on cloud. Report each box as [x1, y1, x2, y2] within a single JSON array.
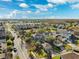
[[43, 16, 55, 19], [47, 0, 67, 4], [47, 0, 79, 4], [0, 15, 3, 19], [26, 11, 32, 14], [17, 0, 24, 1], [19, 3, 29, 8], [6, 10, 19, 19], [0, 7, 5, 10], [35, 10, 40, 14], [68, 0, 79, 3], [4, 10, 33, 19], [34, 3, 54, 11], [48, 3, 54, 7], [1, 0, 24, 2], [1, 0, 11, 1], [71, 3, 79, 9], [34, 16, 55, 19]]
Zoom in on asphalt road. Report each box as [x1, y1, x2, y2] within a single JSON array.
[[6, 23, 30, 59], [11, 30, 30, 59]]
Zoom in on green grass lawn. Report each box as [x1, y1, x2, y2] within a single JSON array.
[[52, 55, 60, 59], [16, 56, 20, 59]]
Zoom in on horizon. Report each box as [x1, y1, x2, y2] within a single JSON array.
[[0, 19, 79, 21]]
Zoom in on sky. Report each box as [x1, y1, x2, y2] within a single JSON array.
[[0, 0, 79, 19]]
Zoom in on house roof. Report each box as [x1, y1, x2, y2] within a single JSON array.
[[61, 52, 79, 59]]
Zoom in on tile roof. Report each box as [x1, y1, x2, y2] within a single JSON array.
[[61, 52, 79, 59]]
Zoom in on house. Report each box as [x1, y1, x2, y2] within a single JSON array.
[[69, 34, 78, 43], [0, 26, 6, 43], [53, 40, 63, 47], [53, 35, 63, 47], [0, 23, 6, 59], [42, 42, 52, 51], [15, 23, 41, 30], [32, 33, 45, 41], [61, 52, 79, 59]]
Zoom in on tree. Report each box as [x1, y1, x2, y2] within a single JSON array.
[[38, 29, 45, 33], [11, 37, 14, 41], [45, 35, 54, 42], [26, 32, 32, 37], [7, 46, 13, 52], [7, 40, 14, 52], [65, 44, 72, 51], [76, 40, 79, 46], [6, 35, 10, 41], [7, 40, 13, 46]]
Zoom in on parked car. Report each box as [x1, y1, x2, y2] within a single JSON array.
[[13, 48, 17, 52]]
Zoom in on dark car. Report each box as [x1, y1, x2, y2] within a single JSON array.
[[13, 48, 17, 52]]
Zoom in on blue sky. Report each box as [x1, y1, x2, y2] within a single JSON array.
[[0, 0, 79, 19]]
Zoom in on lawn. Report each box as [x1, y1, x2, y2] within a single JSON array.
[[16, 56, 20, 59], [52, 55, 60, 59]]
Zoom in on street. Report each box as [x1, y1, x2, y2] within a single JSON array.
[[11, 30, 30, 59], [6, 23, 30, 59]]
